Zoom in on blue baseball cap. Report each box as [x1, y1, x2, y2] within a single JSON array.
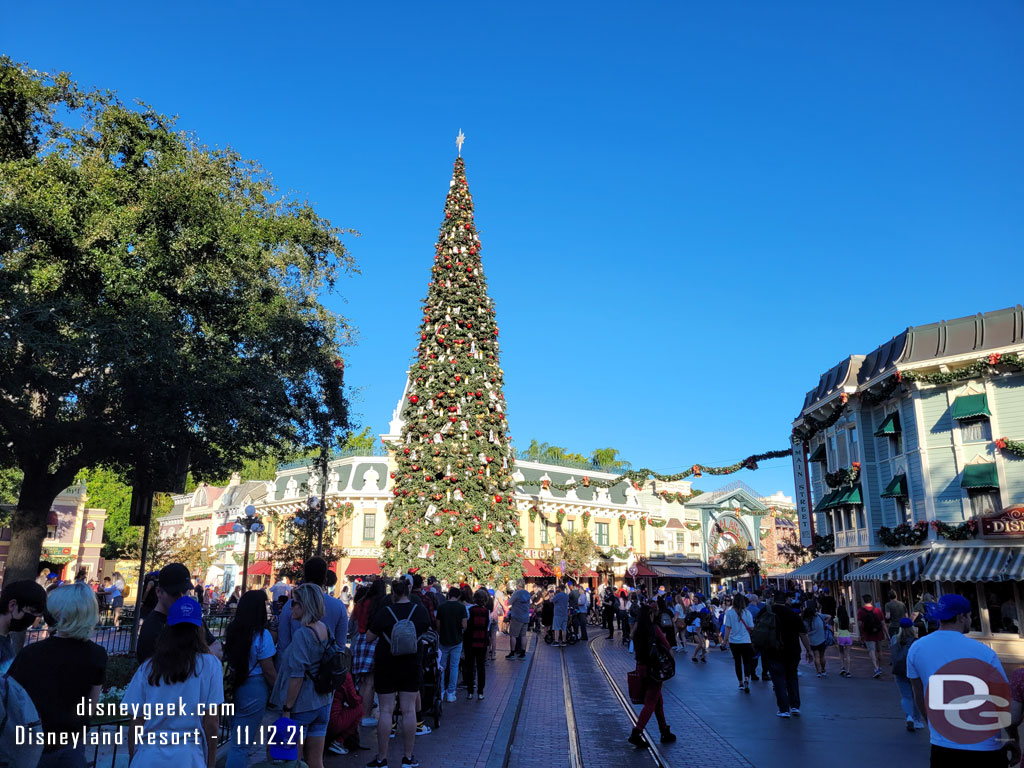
[[899, 617, 914, 628], [926, 594, 972, 622], [268, 716, 300, 760], [167, 596, 203, 627]]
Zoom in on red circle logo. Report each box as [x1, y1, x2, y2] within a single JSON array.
[[924, 658, 1010, 744]]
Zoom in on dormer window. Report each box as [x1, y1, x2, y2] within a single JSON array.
[[952, 393, 991, 443]]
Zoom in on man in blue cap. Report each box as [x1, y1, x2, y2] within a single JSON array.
[[907, 593, 1018, 767]]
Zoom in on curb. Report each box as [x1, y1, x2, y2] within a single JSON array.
[[484, 631, 538, 768]]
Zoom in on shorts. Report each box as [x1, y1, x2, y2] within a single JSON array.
[[811, 643, 827, 653], [865, 640, 880, 652], [290, 701, 331, 738], [553, 615, 568, 632], [509, 620, 527, 639], [837, 636, 853, 647], [111, 596, 124, 609], [374, 653, 422, 694]]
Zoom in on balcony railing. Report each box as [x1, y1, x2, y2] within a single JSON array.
[[835, 529, 869, 549]]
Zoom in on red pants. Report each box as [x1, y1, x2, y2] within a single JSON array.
[[635, 679, 666, 730]]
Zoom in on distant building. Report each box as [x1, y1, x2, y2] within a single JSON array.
[[0, 483, 106, 582]]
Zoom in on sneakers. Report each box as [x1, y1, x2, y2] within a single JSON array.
[[446, 693, 456, 703], [516, 653, 526, 659], [505, 652, 516, 659], [627, 728, 647, 747], [906, 718, 915, 732], [415, 723, 432, 736], [467, 691, 474, 700], [872, 668, 882, 679], [816, 673, 823, 679], [659, 727, 676, 744], [738, 683, 745, 690], [366, 760, 387, 768], [477, 693, 485, 700], [776, 711, 791, 718], [361, 717, 379, 727], [402, 757, 420, 768], [790, 708, 801, 716], [743, 680, 750, 693], [839, 669, 850, 678], [913, 720, 926, 730], [750, 673, 759, 681]]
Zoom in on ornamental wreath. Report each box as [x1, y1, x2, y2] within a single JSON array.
[[878, 521, 929, 547], [581, 510, 591, 527], [810, 534, 835, 555], [825, 463, 861, 489], [931, 519, 978, 541]]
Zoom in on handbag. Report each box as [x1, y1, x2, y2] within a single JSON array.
[[627, 669, 645, 704]]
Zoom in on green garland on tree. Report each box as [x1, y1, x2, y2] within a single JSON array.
[[378, 156, 524, 583]]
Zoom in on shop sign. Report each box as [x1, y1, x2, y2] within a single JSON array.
[[792, 441, 813, 547], [981, 506, 1024, 537]]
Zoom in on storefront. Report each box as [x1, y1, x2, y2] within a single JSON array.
[[647, 560, 712, 593], [843, 547, 932, 629]]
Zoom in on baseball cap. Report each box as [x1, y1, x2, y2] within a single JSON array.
[[0, 580, 47, 615], [268, 716, 300, 760], [926, 594, 972, 622], [899, 617, 914, 628], [158, 563, 193, 595], [167, 596, 203, 627]]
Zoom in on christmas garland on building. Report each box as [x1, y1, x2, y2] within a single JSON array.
[[518, 449, 793, 492], [996, 437, 1024, 459], [599, 546, 632, 560], [931, 519, 977, 541], [878, 521, 929, 547], [825, 463, 860, 489], [810, 534, 835, 555], [646, 517, 667, 527], [685, 522, 701, 531], [660, 491, 696, 504]]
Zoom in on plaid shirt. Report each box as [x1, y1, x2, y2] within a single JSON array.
[[351, 632, 377, 676]]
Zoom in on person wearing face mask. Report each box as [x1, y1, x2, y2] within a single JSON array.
[[0, 580, 47, 673]]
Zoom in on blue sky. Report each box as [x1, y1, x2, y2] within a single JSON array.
[[5, 2, 1023, 497]]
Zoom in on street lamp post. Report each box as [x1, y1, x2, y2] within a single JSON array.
[[233, 504, 265, 592]]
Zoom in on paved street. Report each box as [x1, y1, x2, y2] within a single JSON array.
[[322, 627, 931, 768]]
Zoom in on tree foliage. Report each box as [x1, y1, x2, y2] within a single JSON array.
[[519, 440, 630, 470], [717, 544, 756, 576], [265, 508, 343, 583], [543, 528, 599, 583], [0, 58, 355, 582]]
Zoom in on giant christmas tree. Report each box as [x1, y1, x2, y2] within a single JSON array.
[[380, 151, 524, 584]]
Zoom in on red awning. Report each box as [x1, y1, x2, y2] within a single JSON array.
[[216, 524, 235, 536], [85, 522, 95, 530], [46, 510, 58, 526], [522, 559, 554, 578], [631, 564, 658, 578], [345, 558, 381, 576], [247, 561, 272, 576]]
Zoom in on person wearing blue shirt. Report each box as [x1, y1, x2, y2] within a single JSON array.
[[277, 557, 348, 655], [506, 579, 531, 659]]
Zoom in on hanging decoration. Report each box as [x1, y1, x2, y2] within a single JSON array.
[[931, 519, 978, 541], [639, 517, 646, 530], [618, 514, 626, 529], [646, 517, 668, 528], [528, 505, 538, 523], [877, 521, 929, 548], [581, 510, 591, 527], [556, 508, 566, 525], [810, 533, 835, 555], [684, 522, 702, 531], [825, 463, 861, 489], [599, 546, 632, 560], [659, 491, 696, 504], [996, 437, 1024, 459]]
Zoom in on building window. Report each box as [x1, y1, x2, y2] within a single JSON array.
[[690, 541, 700, 551], [960, 417, 992, 444], [627, 525, 634, 547], [828, 433, 838, 471], [540, 523, 548, 545], [362, 513, 376, 541], [566, 520, 574, 533], [46, 526, 57, 540], [86, 528, 94, 543], [986, 581, 1019, 635], [969, 489, 1001, 518], [890, 432, 904, 457], [595, 523, 609, 547], [895, 498, 910, 525], [848, 427, 859, 463]]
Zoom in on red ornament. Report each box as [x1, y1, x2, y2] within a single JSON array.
[[692, 465, 703, 479], [472, 524, 481, 532], [486, 456, 494, 464], [408, 567, 419, 574], [420, 334, 427, 340], [487, 522, 494, 529], [389, 472, 395, 479], [333, 358, 344, 371], [403, 448, 410, 455], [494, 495, 502, 503]]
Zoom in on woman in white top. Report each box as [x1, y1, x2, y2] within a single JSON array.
[[123, 596, 224, 768], [672, 595, 688, 652], [720, 593, 757, 692]]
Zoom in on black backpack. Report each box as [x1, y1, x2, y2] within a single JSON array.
[[861, 607, 883, 636], [751, 604, 781, 652], [305, 628, 352, 694], [646, 638, 676, 681]]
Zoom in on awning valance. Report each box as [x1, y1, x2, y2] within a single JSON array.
[[216, 523, 235, 536], [247, 560, 272, 576], [787, 553, 849, 581], [962, 464, 999, 489], [844, 548, 930, 582], [881, 474, 908, 498], [837, 484, 863, 506], [522, 559, 554, 578], [809, 444, 827, 462], [650, 564, 712, 579], [921, 546, 1024, 583], [951, 394, 991, 421], [814, 490, 839, 512], [874, 411, 901, 437], [344, 557, 381, 576], [631, 563, 659, 578]]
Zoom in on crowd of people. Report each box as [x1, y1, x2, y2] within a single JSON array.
[[0, 568, 1022, 768]]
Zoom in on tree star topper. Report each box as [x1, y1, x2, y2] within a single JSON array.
[[456, 129, 466, 156]]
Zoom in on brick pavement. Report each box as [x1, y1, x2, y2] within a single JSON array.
[[507, 633, 569, 768], [324, 632, 537, 768]]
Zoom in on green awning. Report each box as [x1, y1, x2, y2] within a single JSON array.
[[874, 411, 901, 437], [827, 484, 863, 507], [814, 489, 838, 512], [961, 463, 999, 489], [881, 474, 908, 498], [809, 444, 827, 462], [951, 394, 991, 420]]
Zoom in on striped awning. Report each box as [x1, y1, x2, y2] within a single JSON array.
[[921, 546, 1024, 583], [650, 564, 712, 579], [843, 548, 930, 582], [787, 553, 849, 581]]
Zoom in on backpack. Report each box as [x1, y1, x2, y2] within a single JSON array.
[[659, 611, 673, 628], [0, 674, 43, 768], [751, 604, 781, 652], [822, 619, 835, 648], [861, 607, 883, 636], [646, 637, 676, 681], [305, 628, 352, 695], [891, 638, 913, 677], [385, 606, 419, 657]]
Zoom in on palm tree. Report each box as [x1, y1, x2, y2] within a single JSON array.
[[590, 447, 631, 470]]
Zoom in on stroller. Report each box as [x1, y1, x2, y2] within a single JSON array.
[[418, 630, 443, 729]]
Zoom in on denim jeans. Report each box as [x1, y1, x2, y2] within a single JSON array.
[[227, 674, 270, 768], [439, 642, 463, 698], [894, 674, 923, 721], [765, 657, 800, 712]]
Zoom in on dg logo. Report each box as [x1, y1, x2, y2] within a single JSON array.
[[925, 658, 1011, 744]]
